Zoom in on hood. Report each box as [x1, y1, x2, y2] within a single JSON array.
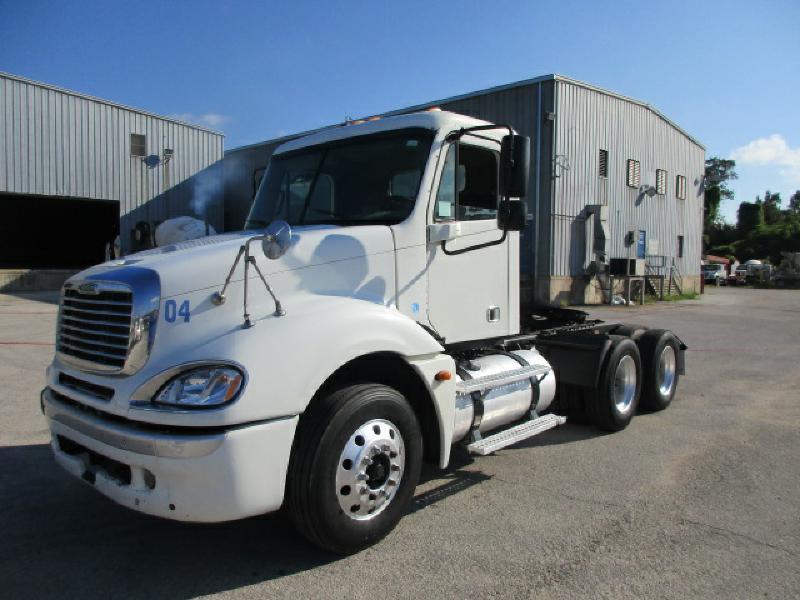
[[73, 225, 397, 301]]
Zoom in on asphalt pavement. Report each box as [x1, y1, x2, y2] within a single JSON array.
[[1, 287, 798, 599]]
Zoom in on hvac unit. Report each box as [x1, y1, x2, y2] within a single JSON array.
[[609, 258, 645, 276]]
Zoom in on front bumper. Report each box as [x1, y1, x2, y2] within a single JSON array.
[[43, 388, 298, 522]]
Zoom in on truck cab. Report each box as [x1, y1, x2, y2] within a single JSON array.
[[42, 110, 685, 553], [702, 263, 727, 285]]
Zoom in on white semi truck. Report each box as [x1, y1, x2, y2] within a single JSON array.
[[42, 110, 685, 554]]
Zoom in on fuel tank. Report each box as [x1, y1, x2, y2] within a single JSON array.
[[451, 349, 556, 443]]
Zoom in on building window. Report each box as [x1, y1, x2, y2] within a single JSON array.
[[130, 134, 146, 157], [655, 169, 667, 195], [676, 174, 686, 200], [599, 149, 608, 178], [626, 159, 640, 187], [677, 235, 685, 258]]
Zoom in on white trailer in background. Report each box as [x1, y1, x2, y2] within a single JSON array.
[[42, 111, 686, 553]]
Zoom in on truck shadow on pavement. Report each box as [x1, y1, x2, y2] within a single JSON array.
[[1, 423, 605, 598], [0, 443, 335, 599]]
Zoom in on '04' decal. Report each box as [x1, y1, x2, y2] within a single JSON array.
[[164, 299, 190, 323]]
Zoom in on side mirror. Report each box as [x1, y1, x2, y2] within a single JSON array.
[[500, 134, 530, 198], [498, 200, 526, 232]]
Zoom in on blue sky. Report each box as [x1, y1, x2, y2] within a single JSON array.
[[1, 0, 798, 222]]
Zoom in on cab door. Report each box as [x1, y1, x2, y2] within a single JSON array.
[[425, 141, 516, 344]]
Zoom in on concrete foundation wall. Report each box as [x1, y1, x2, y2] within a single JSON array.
[[0, 269, 76, 292]]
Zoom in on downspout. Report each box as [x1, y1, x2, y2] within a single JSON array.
[[533, 83, 542, 304], [549, 82, 559, 303]]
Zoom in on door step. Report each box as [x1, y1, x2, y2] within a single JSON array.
[[456, 364, 551, 395], [466, 414, 567, 455]]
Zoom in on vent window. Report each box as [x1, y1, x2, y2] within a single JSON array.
[[599, 149, 608, 178], [676, 174, 686, 200], [626, 159, 641, 188], [130, 134, 146, 157], [656, 169, 667, 195]]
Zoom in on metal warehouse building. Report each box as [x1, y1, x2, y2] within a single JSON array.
[[224, 74, 704, 305], [0, 72, 224, 285]]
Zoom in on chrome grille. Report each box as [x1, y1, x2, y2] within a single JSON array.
[[57, 284, 133, 371]]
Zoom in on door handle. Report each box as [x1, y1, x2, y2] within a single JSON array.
[[427, 222, 462, 243]]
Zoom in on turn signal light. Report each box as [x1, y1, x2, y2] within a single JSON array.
[[434, 370, 452, 381]]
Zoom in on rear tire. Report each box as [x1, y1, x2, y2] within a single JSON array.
[[586, 338, 642, 431], [287, 384, 422, 554], [638, 330, 680, 412]]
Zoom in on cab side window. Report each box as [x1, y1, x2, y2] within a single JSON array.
[[434, 143, 499, 221]]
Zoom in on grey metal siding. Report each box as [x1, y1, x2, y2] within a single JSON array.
[[552, 80, 705, 279], [0, 73, 224, 233]]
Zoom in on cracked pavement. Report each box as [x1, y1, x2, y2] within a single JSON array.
[[1, 287, 798, 599]]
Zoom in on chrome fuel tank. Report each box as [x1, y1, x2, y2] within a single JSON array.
[[451, 349, 556, 443]]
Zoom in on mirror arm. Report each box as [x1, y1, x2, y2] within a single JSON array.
[[445, 124, 515, 144]]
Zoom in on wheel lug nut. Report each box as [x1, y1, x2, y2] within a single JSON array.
[[390, 464, 400, 472], [356, 473, 367, 481], [387, 479, 397, 486], [381, 444, 390, 452], [360, 487, 369, 495]]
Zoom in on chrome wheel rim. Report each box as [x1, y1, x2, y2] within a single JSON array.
[[657, 345, 677, 397], [613, 355, 637, 414], [335, 419, 404, 521]]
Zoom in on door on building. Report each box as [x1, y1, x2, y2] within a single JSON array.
[[0, 194, 120, 269], [426, 141, 510, 343], [637, 230, 647, 259]]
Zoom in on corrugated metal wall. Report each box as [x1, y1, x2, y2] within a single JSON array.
[[552, 80, 705, 280], [0, 73, 225, 235]]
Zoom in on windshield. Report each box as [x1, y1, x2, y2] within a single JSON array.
[[703, 264, 722, 271], [245, 130, 433, 229]]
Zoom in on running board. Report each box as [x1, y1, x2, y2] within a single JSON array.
[[456, 364, 551, 395], [466, 414, 567, 456]]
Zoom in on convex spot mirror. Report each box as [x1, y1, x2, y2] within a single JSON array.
[[261, 220, 292, 259], [500, 134, 531, 198]]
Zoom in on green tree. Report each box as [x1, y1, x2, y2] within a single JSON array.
[[737, 201, 764, 235], [763, 190, 783, 225], [789, 190, 800, 215], [704, 158, 737, 231]]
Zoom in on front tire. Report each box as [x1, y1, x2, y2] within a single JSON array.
[[287, 384, 422, 554]]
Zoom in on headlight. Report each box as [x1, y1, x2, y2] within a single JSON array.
[[154, 366, 244, 408]]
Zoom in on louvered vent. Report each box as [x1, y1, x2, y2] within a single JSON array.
[[626, 159, 641, 187], [656, 169, 667, 195], [598, 149, 608, 177], [676, 175, 686, 200]]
